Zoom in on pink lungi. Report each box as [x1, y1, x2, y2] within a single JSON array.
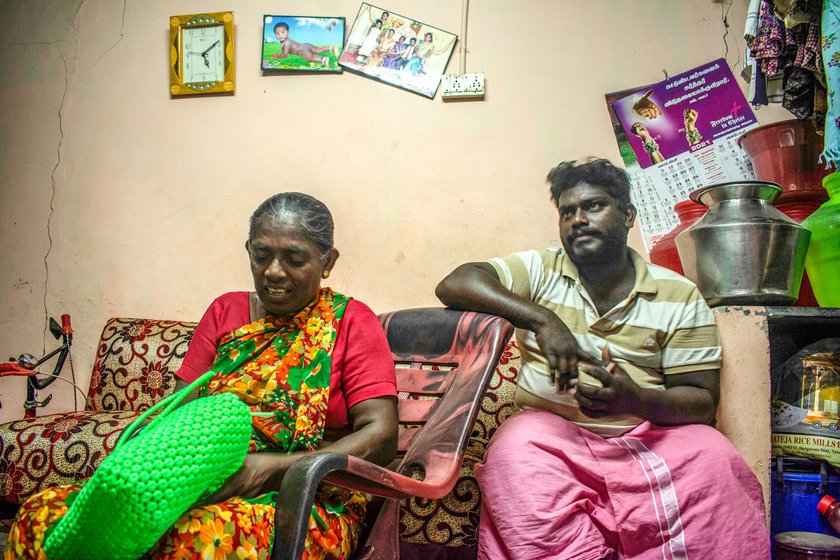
[[475, 410, 769, 560]]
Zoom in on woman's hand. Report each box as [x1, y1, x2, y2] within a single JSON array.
[[192, 398, 396, 510], [200, 453, 296, 505]]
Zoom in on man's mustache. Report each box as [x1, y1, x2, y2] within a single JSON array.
[[569, 227, 600, 239]]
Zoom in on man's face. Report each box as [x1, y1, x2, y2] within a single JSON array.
[[556, 182, 635, 265]]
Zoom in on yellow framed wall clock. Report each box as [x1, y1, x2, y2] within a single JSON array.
[[169, 12, 235, 96]]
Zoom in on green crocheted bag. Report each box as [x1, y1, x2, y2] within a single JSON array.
[[44, 370, 252, 560]]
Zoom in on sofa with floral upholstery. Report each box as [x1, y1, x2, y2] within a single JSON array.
[[0, 319, 194, 512], [0, 317, 522, 560]]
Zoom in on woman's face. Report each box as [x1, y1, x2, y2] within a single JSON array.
[[247, 218, 338, 318]]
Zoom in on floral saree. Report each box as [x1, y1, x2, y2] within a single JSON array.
[[5, 288, 367, 560]]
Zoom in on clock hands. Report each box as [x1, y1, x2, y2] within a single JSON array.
[[201, 40, 220, 68], [202, 40, 220, 56]]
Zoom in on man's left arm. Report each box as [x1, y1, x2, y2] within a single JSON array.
[[575, 347, 719, 426]]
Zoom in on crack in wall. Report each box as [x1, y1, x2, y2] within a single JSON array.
[[720, 0, 739, 69], [94, 0, 126, 69], [41, 0, 86, 353], [42, 46, 69, 354]]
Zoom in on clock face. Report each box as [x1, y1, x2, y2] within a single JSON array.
[[182, 25, 225, 86]]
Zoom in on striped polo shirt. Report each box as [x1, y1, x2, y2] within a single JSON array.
[[489, 247, 721, 435]]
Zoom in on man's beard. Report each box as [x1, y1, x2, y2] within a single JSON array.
[[563, 229, 628, 267]]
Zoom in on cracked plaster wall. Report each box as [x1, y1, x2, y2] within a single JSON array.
[[0, 0, 790, 419]]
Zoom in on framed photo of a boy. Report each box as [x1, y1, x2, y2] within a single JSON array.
[[340, 3, 457, 98], [261, 15, 344, 73]]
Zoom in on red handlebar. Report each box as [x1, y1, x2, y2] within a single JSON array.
[[61, 314, 73, 341], [0, 363, 37, 377]]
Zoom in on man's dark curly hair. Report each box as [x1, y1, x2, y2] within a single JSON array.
[[547, 158, 632, 211]]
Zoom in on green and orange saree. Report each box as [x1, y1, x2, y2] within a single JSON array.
[[6, 288, 367, 560]]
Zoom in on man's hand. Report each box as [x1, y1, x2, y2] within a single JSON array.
[[574, 346, 643, 417], [534, 315, 583, 390], [633, 90, 663, 120]]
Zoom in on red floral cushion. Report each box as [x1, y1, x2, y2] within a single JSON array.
[[86, 318, 196, 411], [0, 410, 141, 503]]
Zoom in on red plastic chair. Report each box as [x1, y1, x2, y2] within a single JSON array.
[[270, 307, 513, 560]]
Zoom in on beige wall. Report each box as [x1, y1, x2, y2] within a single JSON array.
[[0, 0, 790, 420]]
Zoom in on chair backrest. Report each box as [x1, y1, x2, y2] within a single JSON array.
[[378, 308, 513, 493], [86, 318, 196, 411]]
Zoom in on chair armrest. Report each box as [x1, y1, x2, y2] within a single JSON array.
[[270, 451, 452, 560], [271, 453, 346, 560]]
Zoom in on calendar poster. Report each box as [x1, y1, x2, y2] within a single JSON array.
[[606, 59, 758, 250]]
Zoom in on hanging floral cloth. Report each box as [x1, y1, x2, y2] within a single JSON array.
[[822, 0, 840, 168], [745, 0, 826, 127]]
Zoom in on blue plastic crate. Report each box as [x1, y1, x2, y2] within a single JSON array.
[[771, 470, 840, 537]]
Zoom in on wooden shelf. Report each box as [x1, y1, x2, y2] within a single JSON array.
[[713, 306, 840, 525]]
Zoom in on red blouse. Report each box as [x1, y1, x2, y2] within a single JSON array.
[[175, 292, 397, 431]]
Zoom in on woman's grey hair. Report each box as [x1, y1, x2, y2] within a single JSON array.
[[248, 192, 334, 258]]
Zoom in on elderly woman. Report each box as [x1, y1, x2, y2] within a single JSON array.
[[6, 192, 399, 560]]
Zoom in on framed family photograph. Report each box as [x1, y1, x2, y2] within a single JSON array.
[[261, 15, 345, 73], [339, 3, 457, 98]]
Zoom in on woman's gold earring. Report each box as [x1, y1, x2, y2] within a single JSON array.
[[322, 270, 330, 279]]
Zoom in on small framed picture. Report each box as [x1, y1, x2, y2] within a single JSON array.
[[340, 3, 457, 98], [261, 15, 345, 73]]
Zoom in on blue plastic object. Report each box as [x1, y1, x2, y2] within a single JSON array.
[[772, 470, 840, 537]]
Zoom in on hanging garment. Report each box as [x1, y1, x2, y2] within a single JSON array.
[[821, 0, 840, 167]]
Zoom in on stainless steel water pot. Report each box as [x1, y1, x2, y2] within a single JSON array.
[[674, 181, 811, 306]]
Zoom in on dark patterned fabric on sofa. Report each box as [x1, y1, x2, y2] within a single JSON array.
[[398, 341, 521, 560], [0, 316, 522, 560], [0, 318, 195, 506]]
